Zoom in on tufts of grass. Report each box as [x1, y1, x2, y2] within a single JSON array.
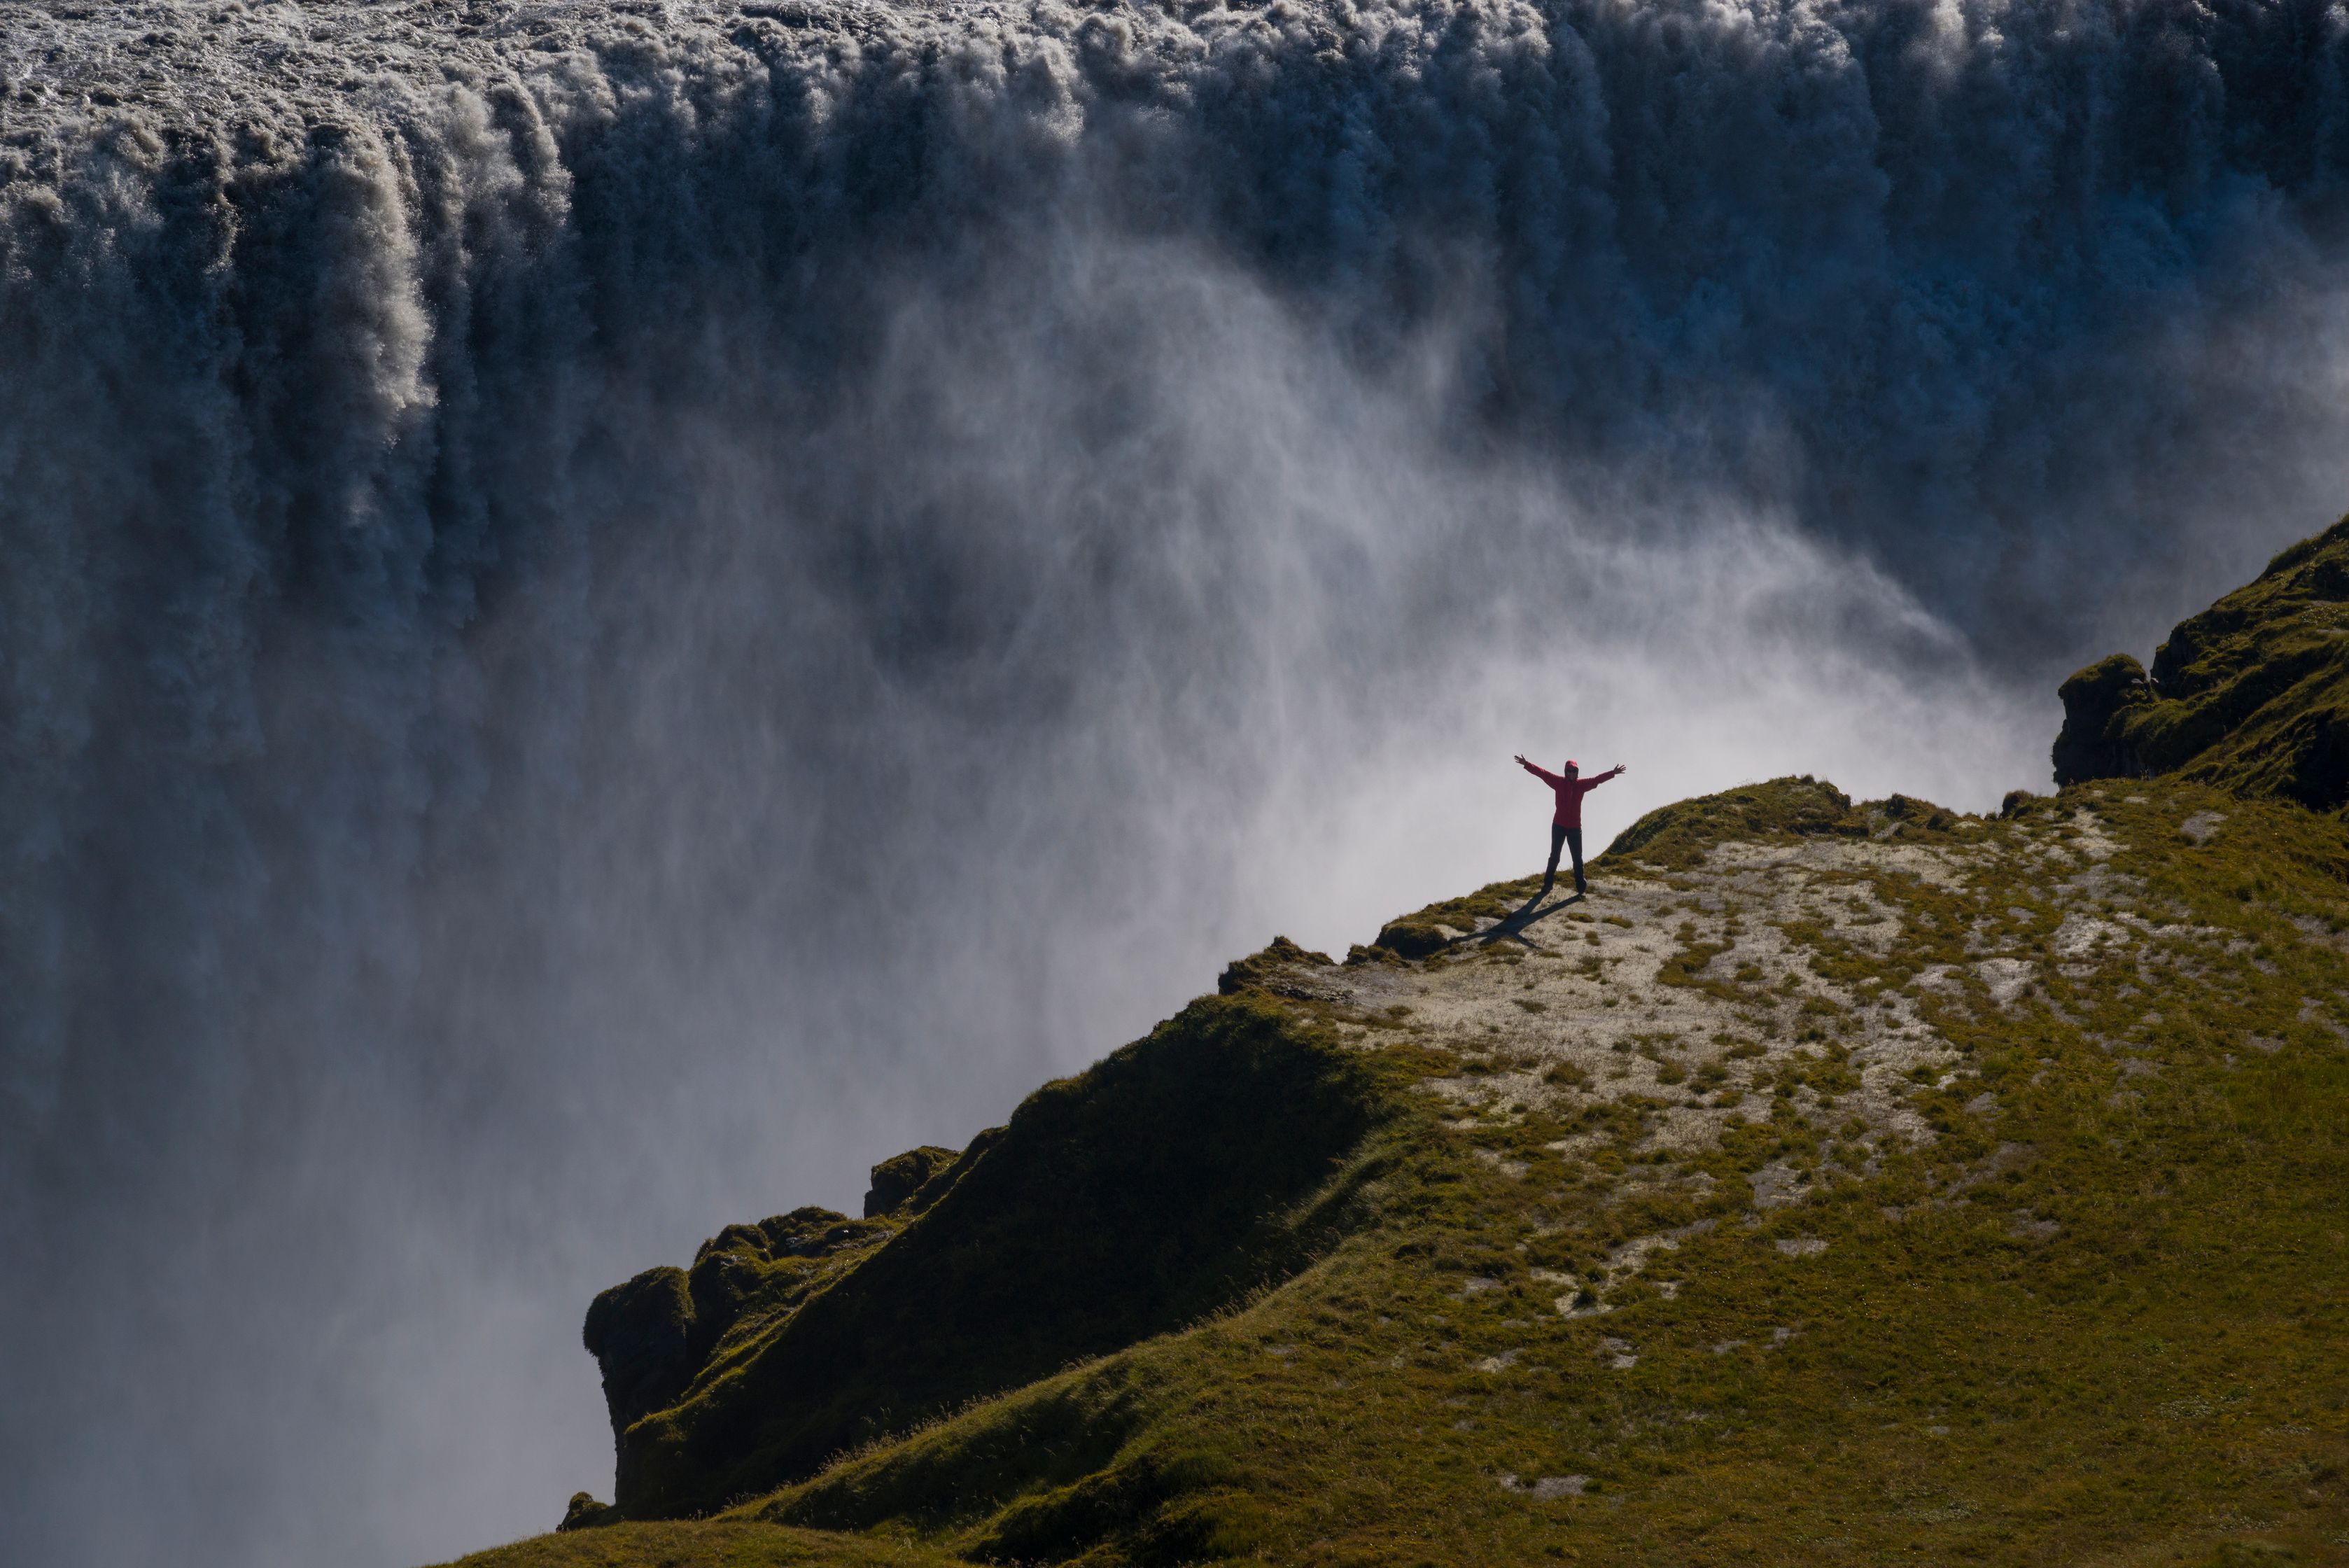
[[1602, 776, 1863, 869], [1373, 879, 1547, 958]]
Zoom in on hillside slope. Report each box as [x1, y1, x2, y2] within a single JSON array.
[[440, 775, 2349, 1568], [437, 535, 2349, 1567], [584, 1001, 1388, 1519]]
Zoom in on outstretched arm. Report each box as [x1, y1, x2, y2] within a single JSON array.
[[1515, 754, 1563, 786]]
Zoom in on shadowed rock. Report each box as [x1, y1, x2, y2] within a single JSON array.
[[2052, 513, 2349, 808], [587, 997, 1389, 1520], [862, 1147, 960, 1218], [2053, 654, 2154, 785]]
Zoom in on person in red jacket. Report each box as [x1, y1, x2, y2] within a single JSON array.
[[1515, 755, 1627, 897]]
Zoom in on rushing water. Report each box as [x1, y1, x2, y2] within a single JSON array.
[[3, 1, 2346, 1562]]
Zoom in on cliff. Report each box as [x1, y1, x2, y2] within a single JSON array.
[[435, 533, 2349, 1568], [2053, 513, 2349, 806], [581, 1000, 1387, 1520]]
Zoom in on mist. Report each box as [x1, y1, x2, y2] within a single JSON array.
[[3, 0, 2347, 1563]]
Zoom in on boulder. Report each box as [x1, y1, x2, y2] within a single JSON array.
[[580, 1267, 696, 1436], [557, 1492, 618, 1532], [2051, 653, 2153, 785], [2047, 512, 2349, 808], [862, 1144, 961, 1217]]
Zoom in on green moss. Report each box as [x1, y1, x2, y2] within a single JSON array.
[[1602, 776, 1863, 869], [559, 1493, 620, 1533], [1655, 920, 1741, 1000], [2055, 511, 2349, 808], [582, 1268, 699, 1438], [1373, 878, 1548, 958], [598, 997, 1394, 1520], [1216, 936, 1338, 996], [861, 1149, 962, 1219]]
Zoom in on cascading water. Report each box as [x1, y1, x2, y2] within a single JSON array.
[[3, 1, 2346, 1562]]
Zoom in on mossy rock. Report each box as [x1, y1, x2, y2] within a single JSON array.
[[2052, 652, 2156, 783], [861, 1147, 960, 1219], [1372, 880, 1545, 958], [1867, 792, 1962, 838], [1372, 918, 1453, 959], [597, 996, 1393, 1519], [581, 1268, 696, 1435], [1602, 775, 1862, 868], [555, 1492, 618, 1532], [1216, 935, 1337, 995], [2056, 511, 2349, 808]]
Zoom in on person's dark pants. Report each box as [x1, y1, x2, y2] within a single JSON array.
[[1542, 824, 1585, 895]]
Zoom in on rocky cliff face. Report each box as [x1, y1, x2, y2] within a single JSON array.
[[579, 1002, 1387, 1520], [453, 524, 2349, 1568], [2054, 514, 2349, 807]]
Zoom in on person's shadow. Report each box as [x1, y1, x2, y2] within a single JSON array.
[[1467, 888, 1585, 948]]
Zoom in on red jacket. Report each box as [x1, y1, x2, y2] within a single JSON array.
[[1522, 762, 1621, 827]]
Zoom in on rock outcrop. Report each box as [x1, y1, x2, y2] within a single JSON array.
[[2049, 652, 2154, 785], [582, 1000, 1387, 1519], [861, 1147, 962, 1219], [582, 1208, 897, 1441], [2054, 513, 2349, 806]]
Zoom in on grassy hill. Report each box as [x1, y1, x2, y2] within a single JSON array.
[[437, 549, 2349, 1567]]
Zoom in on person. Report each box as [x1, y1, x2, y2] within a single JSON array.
[[1514, 754, 1627, 897]]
